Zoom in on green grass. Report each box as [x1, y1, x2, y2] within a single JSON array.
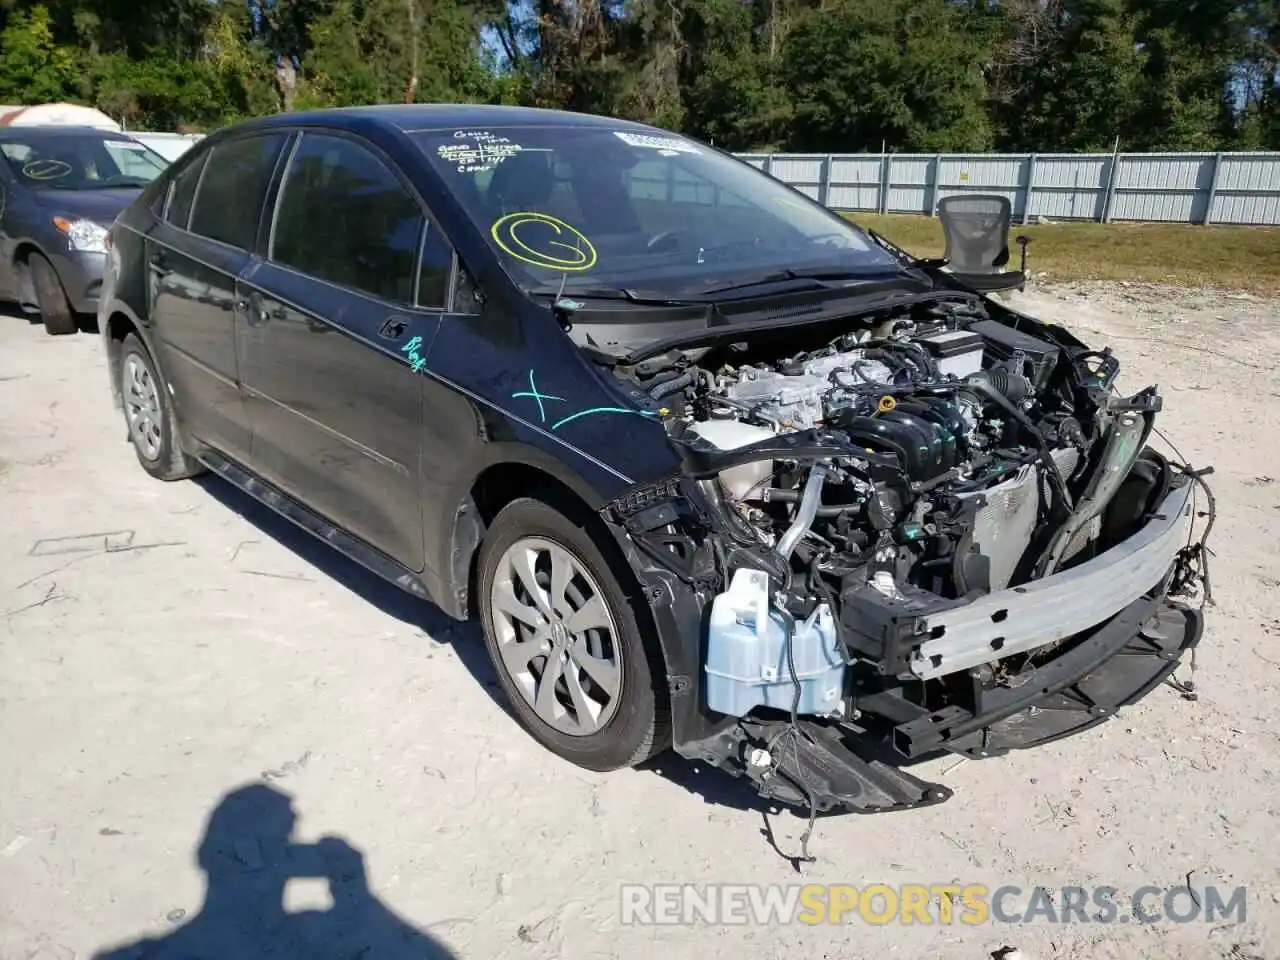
[[843, 212, 1280, 294]]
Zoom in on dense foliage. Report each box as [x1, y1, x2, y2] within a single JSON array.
[[0, 0, 1276, 152]]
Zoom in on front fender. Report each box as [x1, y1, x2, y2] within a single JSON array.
[[428, 436, 627, 620]]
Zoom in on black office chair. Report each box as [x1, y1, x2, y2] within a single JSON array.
[[935, 194, 1031, 293]]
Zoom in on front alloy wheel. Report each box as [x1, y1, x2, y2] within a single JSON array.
[[489, 536, 623, 736], [478, 496, 670, 771]]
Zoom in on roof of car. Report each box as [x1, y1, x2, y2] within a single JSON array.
[[228, 103, 657, 136], [0, 125, 133, 141]]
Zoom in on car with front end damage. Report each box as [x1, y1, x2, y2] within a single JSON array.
[[97, 105, 1213, 820]]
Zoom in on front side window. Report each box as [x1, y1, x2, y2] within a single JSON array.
[[412, 125, 901, 299], [271, 133, 427, 304], [189, 134, 287, 252], [0, 133, 169, 190]]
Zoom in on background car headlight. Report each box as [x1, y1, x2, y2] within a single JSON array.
[[53, 217, 109, 254]]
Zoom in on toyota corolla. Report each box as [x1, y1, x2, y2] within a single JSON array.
[[98, 105, 1213, 822]]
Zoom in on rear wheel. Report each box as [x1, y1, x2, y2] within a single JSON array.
[[28, 253, 77, 336], [120, 333, 204, 481], [477, 496, 670, 771]]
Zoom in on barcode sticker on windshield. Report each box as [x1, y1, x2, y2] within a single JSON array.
[[613, 132, 700, 155]]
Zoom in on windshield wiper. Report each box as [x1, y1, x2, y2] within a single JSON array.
[[866, 230, 936, 268], [60, 180, 149, 190], [527, 284, 705, 308], [694, 265, 918, 297]]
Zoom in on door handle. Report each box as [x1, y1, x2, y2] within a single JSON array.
[[378, 316, 408, 340], [148, 252, 171, 277]]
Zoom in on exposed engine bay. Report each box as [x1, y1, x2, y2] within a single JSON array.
[[605, 290, 1213, 821], [631, 295, 1154, 616]]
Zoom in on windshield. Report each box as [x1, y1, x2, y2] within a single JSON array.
[[412, 124, 902, 299], [0, 133, 168, 190]]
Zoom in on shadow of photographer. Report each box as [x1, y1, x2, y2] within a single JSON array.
[[93, 783, 456, 959]]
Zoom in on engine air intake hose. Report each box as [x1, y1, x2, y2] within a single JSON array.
[[967, 367, 1032, 403]]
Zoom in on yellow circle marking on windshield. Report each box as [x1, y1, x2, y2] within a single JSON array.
[[491, 212, 598, 271], [22, 159, 72, 181]]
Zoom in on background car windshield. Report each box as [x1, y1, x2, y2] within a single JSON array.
[[0, 133, 167, 190], [412, 125, 900, 297]]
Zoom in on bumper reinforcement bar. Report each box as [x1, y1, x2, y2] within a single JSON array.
[[910, 479, 1195, 680]]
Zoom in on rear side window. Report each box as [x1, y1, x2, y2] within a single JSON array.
[[165, 152, 207, 229], [270, 133, 427, 304], [189, 134, 286, 251]]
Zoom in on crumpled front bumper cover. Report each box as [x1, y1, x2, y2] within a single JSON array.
[[911, 477, 1195, 681]]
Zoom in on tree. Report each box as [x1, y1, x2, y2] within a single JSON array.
[[0, 0, 1268, 150], [781, 0, 994, 152], [0, 5, 78, 104], [996, 0, 1146, 152], [676, 0, 792, 150]]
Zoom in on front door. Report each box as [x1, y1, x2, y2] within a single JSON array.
[[0, 160, 27, 303], [146, 132, 288, 461], [0, 175, 15, 302], [237, 130, 453, 572]]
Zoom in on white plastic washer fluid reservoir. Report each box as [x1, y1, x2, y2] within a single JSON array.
[[704, 567, 846, 717]]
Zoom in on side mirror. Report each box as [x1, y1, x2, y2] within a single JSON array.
[[452, 264, 485, 316]]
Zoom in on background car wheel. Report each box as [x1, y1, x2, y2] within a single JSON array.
[[477, 496, 671, 771], [120, 333, 204, 481], [27, 253, 78, 336]]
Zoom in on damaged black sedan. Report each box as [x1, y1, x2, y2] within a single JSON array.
[[99, 105, 1213, 817]]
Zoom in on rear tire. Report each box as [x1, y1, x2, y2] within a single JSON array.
[[119, 334, 204, 481], [28, 253, 77, 336], [477, 496, 670, 771]]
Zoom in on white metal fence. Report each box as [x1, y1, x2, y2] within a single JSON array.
[[735, 151, 1280, 226]]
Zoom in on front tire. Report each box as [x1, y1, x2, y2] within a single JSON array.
[[28, 253, 77, 336], [477, 496, 670, 771], [119, 334, 204, 481]]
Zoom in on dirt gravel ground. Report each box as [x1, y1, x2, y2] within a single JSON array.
[[1, 282, 1278, 960]]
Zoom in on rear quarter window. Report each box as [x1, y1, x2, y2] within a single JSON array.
[[163, 151, 208, 228]]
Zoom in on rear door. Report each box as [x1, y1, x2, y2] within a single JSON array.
[[147, 133, 288, 461], [238, 130, 452, 572]]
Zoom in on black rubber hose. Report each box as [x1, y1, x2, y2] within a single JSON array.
[[648, 370, 694, 400], [970, 367, 1032, 403], [757, 488, 856, 516], [964, 379, 1072, 515]]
